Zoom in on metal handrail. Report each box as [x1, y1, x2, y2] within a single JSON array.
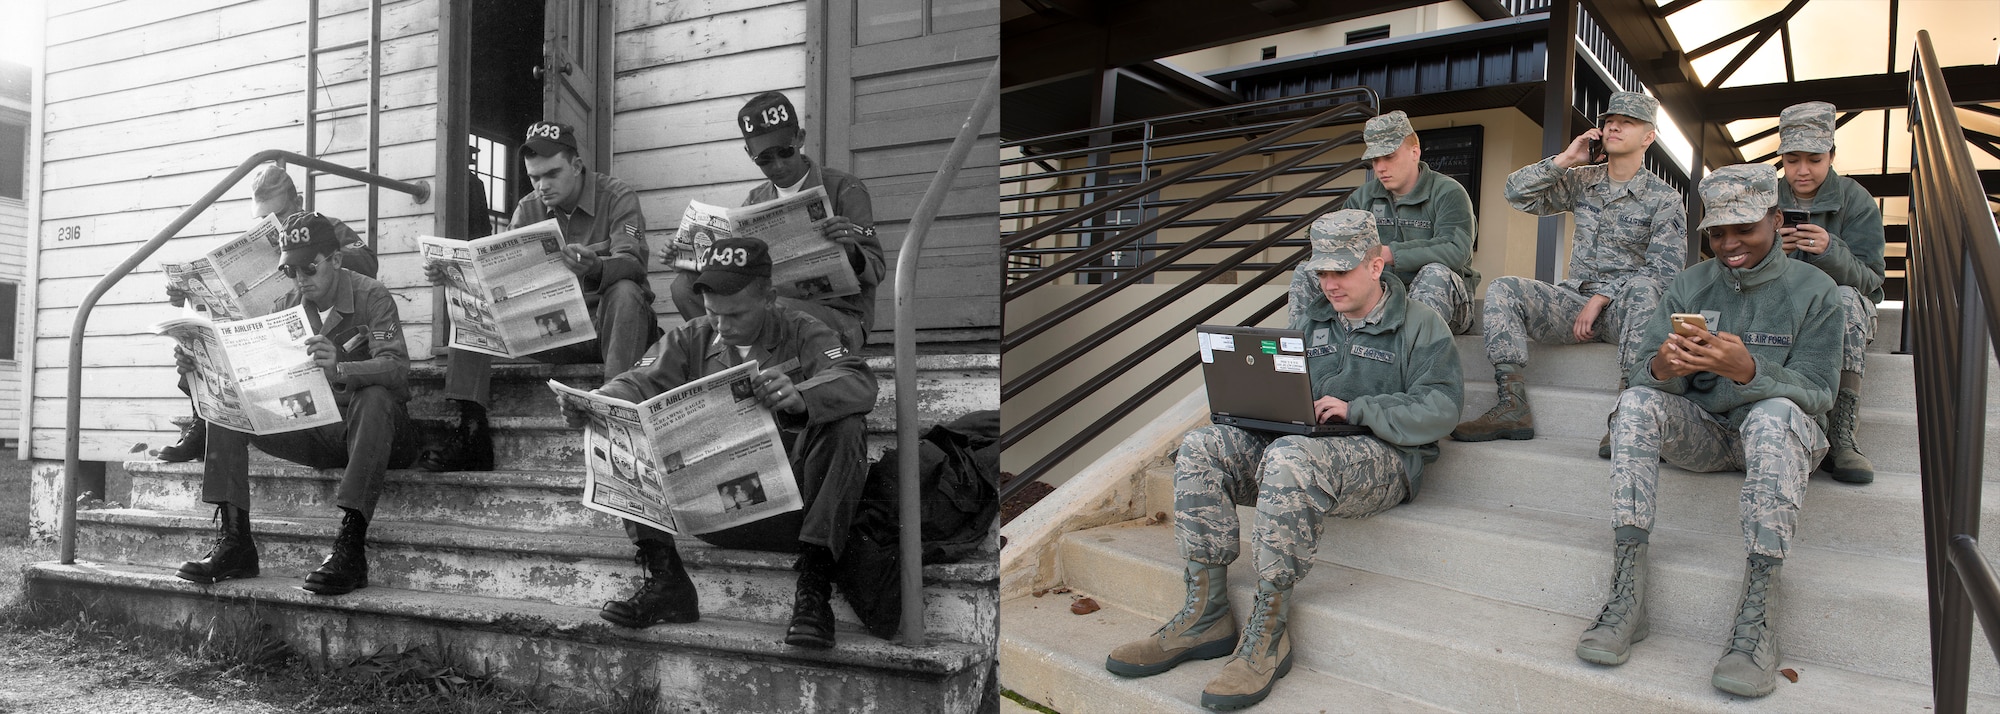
[[1906, 29, 2000, 714], [1001, 85, 1376, 153], [893, 60, 1000, 647], [59, 150, 432, 564]]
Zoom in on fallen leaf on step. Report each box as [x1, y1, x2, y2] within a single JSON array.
[[130, 442, 149, 453], [1779, 668, 1799, 683], [1070, 597, 1100, 615], [1031, 588, 1050, 598], [1051, 586, 1071, 594]]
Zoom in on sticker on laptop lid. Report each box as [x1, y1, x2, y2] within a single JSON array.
[[1279, 337, 1304, 353], [1210, 334, 1235, 351], [1198, 332, 1214, 364], [1272, 354, 1306, 374], [1260, 340, 1278, 354]]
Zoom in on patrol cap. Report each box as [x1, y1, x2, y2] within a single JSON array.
[[694, 237, 773, 296], [1598, 91, 1658, 125], [1697, 164, 1779, 231], [739, 91, 801, 158], [1301, 209, 1381, 273], [1778, 101, 1837, 155], [1361, 110, 1415, 160], [278, 212, 342, 267], [522, 121, 579, 158]]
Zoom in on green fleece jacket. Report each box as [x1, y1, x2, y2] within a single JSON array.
[[1291, 276, 1464, 499], [1343, 161, 1481, 291], [1627, 239, 1842, 426], [1778, 168, 1886, 304]]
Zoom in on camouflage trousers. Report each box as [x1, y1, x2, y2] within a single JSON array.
[[1481, 276, 1662, 376], [1288, 263, 1474, 334], [1608, 387, 1828, 559], [1838, 286, 1877, 375], [1173, 424, 1408, 589]]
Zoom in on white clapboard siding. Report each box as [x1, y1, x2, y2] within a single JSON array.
[[34, 0, 442, 463], [610, 0, 809, 324], [2, 198, 26, 438]]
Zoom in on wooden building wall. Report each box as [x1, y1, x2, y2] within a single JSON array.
[[0, 196, 22, 443], [31, 0, 441, 463]]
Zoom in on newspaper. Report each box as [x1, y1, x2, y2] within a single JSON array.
[[159, 215, 291, 321], [549, 361, 802, 536], [664, 186, 861, 300], [418, 218, 597, 358], [153, 305, 342, 436]]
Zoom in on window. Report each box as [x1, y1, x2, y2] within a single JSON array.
[[0, 120, 22, 201], [469, 132, 512, 235], [0, 282, 15, 361], [1260, 46, 1277, 60], [1346, 26, 1390, 44]]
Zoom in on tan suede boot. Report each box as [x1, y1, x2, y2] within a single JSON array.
[[1453, 365, 1534, 442], [1105, 560, 1237, 677], [1713, 555, 1783, 697], [1823, 371, 1874, 484], [1576, 528, 1649, 665], [1200, 581, 1292, 711]]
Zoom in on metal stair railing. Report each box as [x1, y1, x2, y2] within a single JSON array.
[[892, 60, 999, 647], [58, 150, 432, 565], [999, 87, 1378, 501], [1907, 29, 2000, 714]]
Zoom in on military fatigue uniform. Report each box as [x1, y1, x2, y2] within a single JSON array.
[[1178, 276, 1462, 587], [1779, 168, 1884, 375], [1287, 162, 1480, 334], [443, 170, 661, 407], [202, 267, 421, 517], [1612, 211, 1842, 559], [597, 305, 877, 557], [669, 155, 884, 350], [1490, 158, 1685, 373]]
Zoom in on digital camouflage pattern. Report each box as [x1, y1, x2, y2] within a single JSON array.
[[1697, 164, 1778, 231], [1599, 91, 1658, 125], [1286, 160, 1478, 333], [1837, 286, 1875, 374], [1362, 110, 1415, 160], [1172, 424, 1408, 588], [1502, 150, 1685, 301], [1288, 263, 1469, 333], [1480, 274, 1662, 373], [1608, 388, 1826, 558], [1301, 208, 1379, 273], [1778, 101, 1837, 155]]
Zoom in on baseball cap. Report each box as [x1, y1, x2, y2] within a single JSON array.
[[1301, 209, 1381, 273], [694, 237, 773, 296], [1361, 110, 1415, 160], [278, 212, 342, 268], [523, 121, 580, 158], [1598, 91, 1658, 125], [738, 92, 801, 158], [1778, 101, 1837, 155], [1697, 164, 1779, 231]]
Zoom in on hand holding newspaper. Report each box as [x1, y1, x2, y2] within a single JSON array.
[[664, 186, 861, 300], [549, 361, 802, 536], [159, 215, 291, 321], [419, 218, 597, 358], [154, 304, 342, 436]]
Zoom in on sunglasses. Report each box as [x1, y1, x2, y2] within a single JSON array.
[[280, 255, 327, 279], [751, 145, 798, 166]]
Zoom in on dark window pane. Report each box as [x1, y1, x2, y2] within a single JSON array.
[[0, 121, 22, 201], [0, 282, 16, 361]]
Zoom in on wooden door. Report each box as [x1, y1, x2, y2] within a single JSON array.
[[542, 0, 612, 169], [820, 0, 1000, 338]]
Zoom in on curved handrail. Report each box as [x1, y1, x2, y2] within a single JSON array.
[[59, 150, 431, 564], [894, 60, 1000, 647]]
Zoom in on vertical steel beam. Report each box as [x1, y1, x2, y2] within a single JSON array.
[[1536, 0, 1577, 282]]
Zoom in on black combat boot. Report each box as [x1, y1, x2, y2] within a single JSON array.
[[303, 509, 370, 595], [418, 400, 493, 472], [177, 503, 258, 584], [600, 539, 701, 627], [785, 544, 838, 649], [158, 417, 208, 463]]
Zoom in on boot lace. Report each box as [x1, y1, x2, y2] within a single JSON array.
[[1235, 589, 1280, 658], [1158, 568, 1207, 634], [1724, 560, 1778, 659], [1590, 539, 1642, 629], [1830, 391, 1862, 452]]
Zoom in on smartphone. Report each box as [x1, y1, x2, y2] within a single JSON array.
[[1782, 209, 1809, 228], [1670, 313, 1709, 336], [1588, 137, 1607, 164]]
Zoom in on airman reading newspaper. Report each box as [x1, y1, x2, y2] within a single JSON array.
[[419, 218, 597, 358]]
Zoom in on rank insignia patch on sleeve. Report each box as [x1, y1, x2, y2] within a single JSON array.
[[823, 347, 844, 360]]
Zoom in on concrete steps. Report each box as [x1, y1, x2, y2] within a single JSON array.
[[26, 562, 990, 712], [29, 346, 1001, 712]]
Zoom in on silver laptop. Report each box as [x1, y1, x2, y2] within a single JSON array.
[[1196, 325, 1372, 438]]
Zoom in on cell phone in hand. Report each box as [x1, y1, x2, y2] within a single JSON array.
[[1782, 209, 1809, 228], [1588, 137, 1607, 164], [1670, 313, 1709, 338]]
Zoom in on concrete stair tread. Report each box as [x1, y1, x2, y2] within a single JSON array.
[[75, 507, 996, 584], [406, 353, 999, 379], [124, 459, 583, 490], [28, 561, 989, 675], [998, 595, 1445, 713], [1053, 522, 1970, 711]]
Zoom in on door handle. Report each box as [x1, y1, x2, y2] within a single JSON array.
[[532, 62, 573, 81]]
